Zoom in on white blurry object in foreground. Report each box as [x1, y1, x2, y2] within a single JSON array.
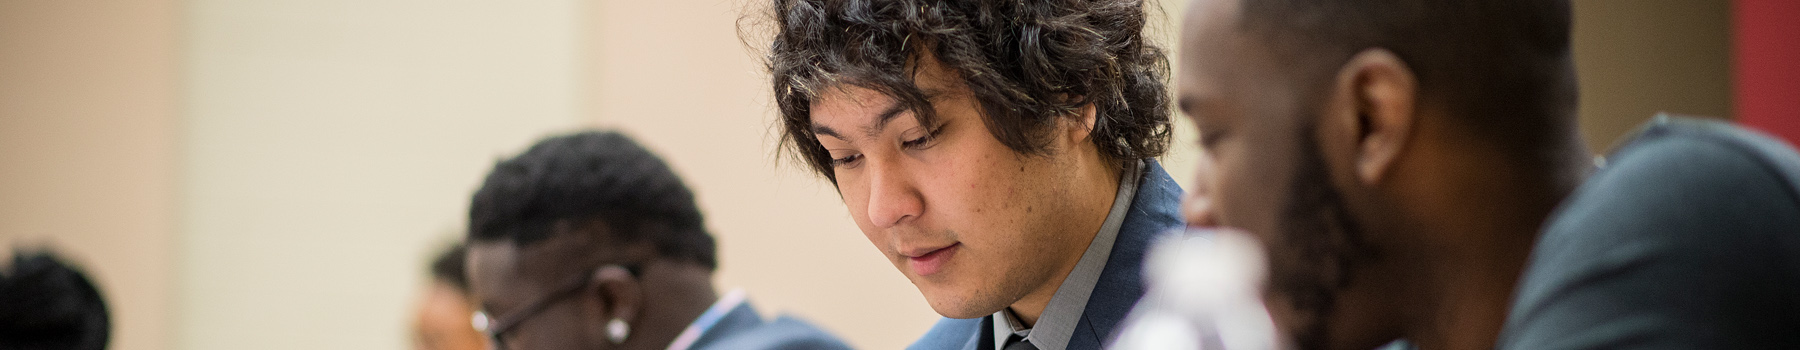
[[1110, 228, 1280, 350]]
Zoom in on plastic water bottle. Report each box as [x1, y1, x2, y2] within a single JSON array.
[[1110, 228, 1281, 350]]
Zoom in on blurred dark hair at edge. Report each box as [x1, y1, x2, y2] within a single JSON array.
[[0, 249, 110, 350], [429, 243, 472, 292]]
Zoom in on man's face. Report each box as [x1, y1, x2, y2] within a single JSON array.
[[466, 236, 601, 350], [809, 58, 1097, 319], [1179, 0, 1372, 348]]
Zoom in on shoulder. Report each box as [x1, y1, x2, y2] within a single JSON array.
[[1547, 117, 1800, 244], [1133, 159, 1186, 221], [1501, 116, 1800, 349], [1534, 116, 1800, 258], [908, 316, 986, 350], [696, 314, 853, 350], [1117, 160, 1186, 257]]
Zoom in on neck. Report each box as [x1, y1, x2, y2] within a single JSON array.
[[629, 263, 719, 349], [1402, 138, 1589, 350]]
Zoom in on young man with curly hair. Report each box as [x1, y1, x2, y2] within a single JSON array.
[[761, 1, 1183, 349]]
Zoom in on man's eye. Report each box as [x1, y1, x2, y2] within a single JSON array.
[[901, 136, 930, 148], [831, 154, 864, 167], [902, 127, 940, 149], [1198, 128, 1226, 148]]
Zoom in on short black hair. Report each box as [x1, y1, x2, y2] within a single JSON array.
[[0, 250, 110, 350], [428, 243, 471, 292], [764, 0, 1173, 183], [468, 131, 718, 270], [1241, 0, 1577, 157]]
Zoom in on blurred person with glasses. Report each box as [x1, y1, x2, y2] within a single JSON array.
[[464, 131, 852, 350]]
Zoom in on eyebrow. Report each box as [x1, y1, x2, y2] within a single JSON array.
[[810, 92, 931, 141]]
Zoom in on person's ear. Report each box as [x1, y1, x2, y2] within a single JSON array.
[[1067, 102, 1099, 144], [1330, 48, 1418, 186], [582, 265, 640, 347]]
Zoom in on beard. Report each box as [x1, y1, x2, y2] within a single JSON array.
[[1266, 132, 1375, 350]]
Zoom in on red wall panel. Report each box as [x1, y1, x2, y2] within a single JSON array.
[[1735, 0, 1800, 144]]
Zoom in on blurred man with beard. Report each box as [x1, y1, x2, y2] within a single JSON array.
[[1175, 0, 1800, 349]]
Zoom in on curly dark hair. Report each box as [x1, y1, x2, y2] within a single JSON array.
[[764, 0, 1173, 182], [468, 130, 717, 270]]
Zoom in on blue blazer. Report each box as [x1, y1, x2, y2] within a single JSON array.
[[692, 300, 853, 350], [907, 160, 1186, 350]]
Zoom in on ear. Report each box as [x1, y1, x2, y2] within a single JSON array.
[[1331, 49, 1417, 185], [583, 265, 640, 345], [1067, 103, 1099, 144]]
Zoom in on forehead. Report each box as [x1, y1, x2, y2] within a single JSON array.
[[465, 231, 604, 307], [1179, 0, 1246, 94], [812, 86, 898, 125], [465, 241, 533, 300], [807, 57, 964, 136]]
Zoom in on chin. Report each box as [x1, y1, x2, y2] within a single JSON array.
[[915, 283, 998, 319], [924, 298, 993, 319]]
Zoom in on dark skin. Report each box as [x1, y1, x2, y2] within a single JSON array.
[[466, 221, 718, 350], [1177, 0, 1592, 349]]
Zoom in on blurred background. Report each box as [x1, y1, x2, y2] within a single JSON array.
[[0, 0, 1791, 349]]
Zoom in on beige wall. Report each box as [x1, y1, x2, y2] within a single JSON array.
[[1572, 0, 1732, 151], [0, 1, 179, 349], [176, 1, 580, 349]]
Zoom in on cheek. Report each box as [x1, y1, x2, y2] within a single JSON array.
[[832, 172, 874, 221], [1212, 143, 1287, 237], [920, 152, 1023, 226], [835, 177, 892, 248]]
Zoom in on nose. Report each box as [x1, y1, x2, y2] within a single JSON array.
[[1182, 148, 1221, 227], [1182, 191, 1220, 228], [865, 158, 923, 228]]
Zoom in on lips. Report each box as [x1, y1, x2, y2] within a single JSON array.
[[906, 243, 960, 276]]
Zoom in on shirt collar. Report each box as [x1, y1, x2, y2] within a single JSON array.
[[992, 160, 1143, 350], [666, 288, 749, 350]]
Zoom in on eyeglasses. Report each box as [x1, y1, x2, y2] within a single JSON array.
[[474, 263, 641, 350]]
